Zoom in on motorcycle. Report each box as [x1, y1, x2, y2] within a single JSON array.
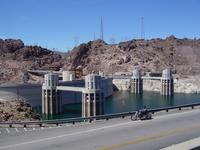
[[131, 109, 152, 121]]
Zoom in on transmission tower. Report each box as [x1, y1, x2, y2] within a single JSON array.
[[141, 17, 145, 39], [100, 16, 104, 40]]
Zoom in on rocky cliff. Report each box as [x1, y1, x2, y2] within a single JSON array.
[[64, 36, 200, 77], [1, 36, 200, 84], [0, 39, 62, 84]]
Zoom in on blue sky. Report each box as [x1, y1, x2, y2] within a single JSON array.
[[0, 0, 199, 51]]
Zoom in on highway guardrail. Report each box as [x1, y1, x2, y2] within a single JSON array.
[[0, 102, 200, 127]]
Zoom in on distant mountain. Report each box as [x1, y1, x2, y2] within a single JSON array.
[[1, 36, 200, 84], [63, 36, 200, 77], [0, 39, 62, 84]]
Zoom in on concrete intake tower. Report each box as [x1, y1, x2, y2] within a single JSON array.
[[160, 69, 174, 96], [82, 74, 104, 118], [130, 69, 143, 94], [42, 73, 62, 115]]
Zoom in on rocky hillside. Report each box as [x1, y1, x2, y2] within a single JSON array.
[[64, 36, 200, 77], [0, 39, 62, 84], [1, 36, 200, 84], [0, 100, 40, 121]]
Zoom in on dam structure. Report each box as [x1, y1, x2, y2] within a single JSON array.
[[112, 69, 174, 96], [82, 74, 104, 117], [42, 72, 113, 116], [160, 69, 174, 96], [130, 69, 143, 94], [42, 73, 62, 114]]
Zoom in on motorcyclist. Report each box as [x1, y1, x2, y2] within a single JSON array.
[[139, 105, 148, 117], [131, 105, 151, 121]]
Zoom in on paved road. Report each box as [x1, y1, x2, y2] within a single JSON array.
[[1, 109, 200, 150]]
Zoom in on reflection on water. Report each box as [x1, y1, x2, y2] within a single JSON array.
[[35, 91, 200, 120], [34, 104, 82, 120], [105, 91, 200, 114]]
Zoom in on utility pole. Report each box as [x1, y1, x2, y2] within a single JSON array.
[[141, 17, 145, 39], [100, 16, 104, 40]]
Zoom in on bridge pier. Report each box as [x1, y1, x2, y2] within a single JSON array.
[[161, 69, 174, 96], [82, 74, 104, 117], [42, 73, 63, 115], [130, 69, 143, 94]]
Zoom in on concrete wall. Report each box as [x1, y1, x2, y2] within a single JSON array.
[[0, 78, 114, 106], [102, 78, 113, 97], [143, 79, 160, 92], [113, 77, 200, 94], [112, 79, 131, 91], [60, 78, 113, 104], [143, 78, 200, 94], [0, 84, 42, 106], [174, 76, 200, 94], [113, 78, 162, 92]]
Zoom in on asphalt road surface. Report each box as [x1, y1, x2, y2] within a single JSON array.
[[1, 109, 200, 150]]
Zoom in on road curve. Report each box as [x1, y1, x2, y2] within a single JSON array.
[[0, 109, 200, 150]]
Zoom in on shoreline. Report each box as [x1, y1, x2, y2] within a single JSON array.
[[113, 75, 200, 94]]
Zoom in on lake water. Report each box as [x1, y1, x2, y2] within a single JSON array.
[[36, 91, 200, 120]]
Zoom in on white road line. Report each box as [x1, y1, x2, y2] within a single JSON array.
[[24, 128, 27, 131], [0, 121, 134, 150], [41, 127, 44, 130], [5, 128, 10, 133], [32, 128, 35, 131], [15, 128, 19, 132]]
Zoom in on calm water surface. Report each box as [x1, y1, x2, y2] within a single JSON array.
[[36, 91, 200, 120]]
